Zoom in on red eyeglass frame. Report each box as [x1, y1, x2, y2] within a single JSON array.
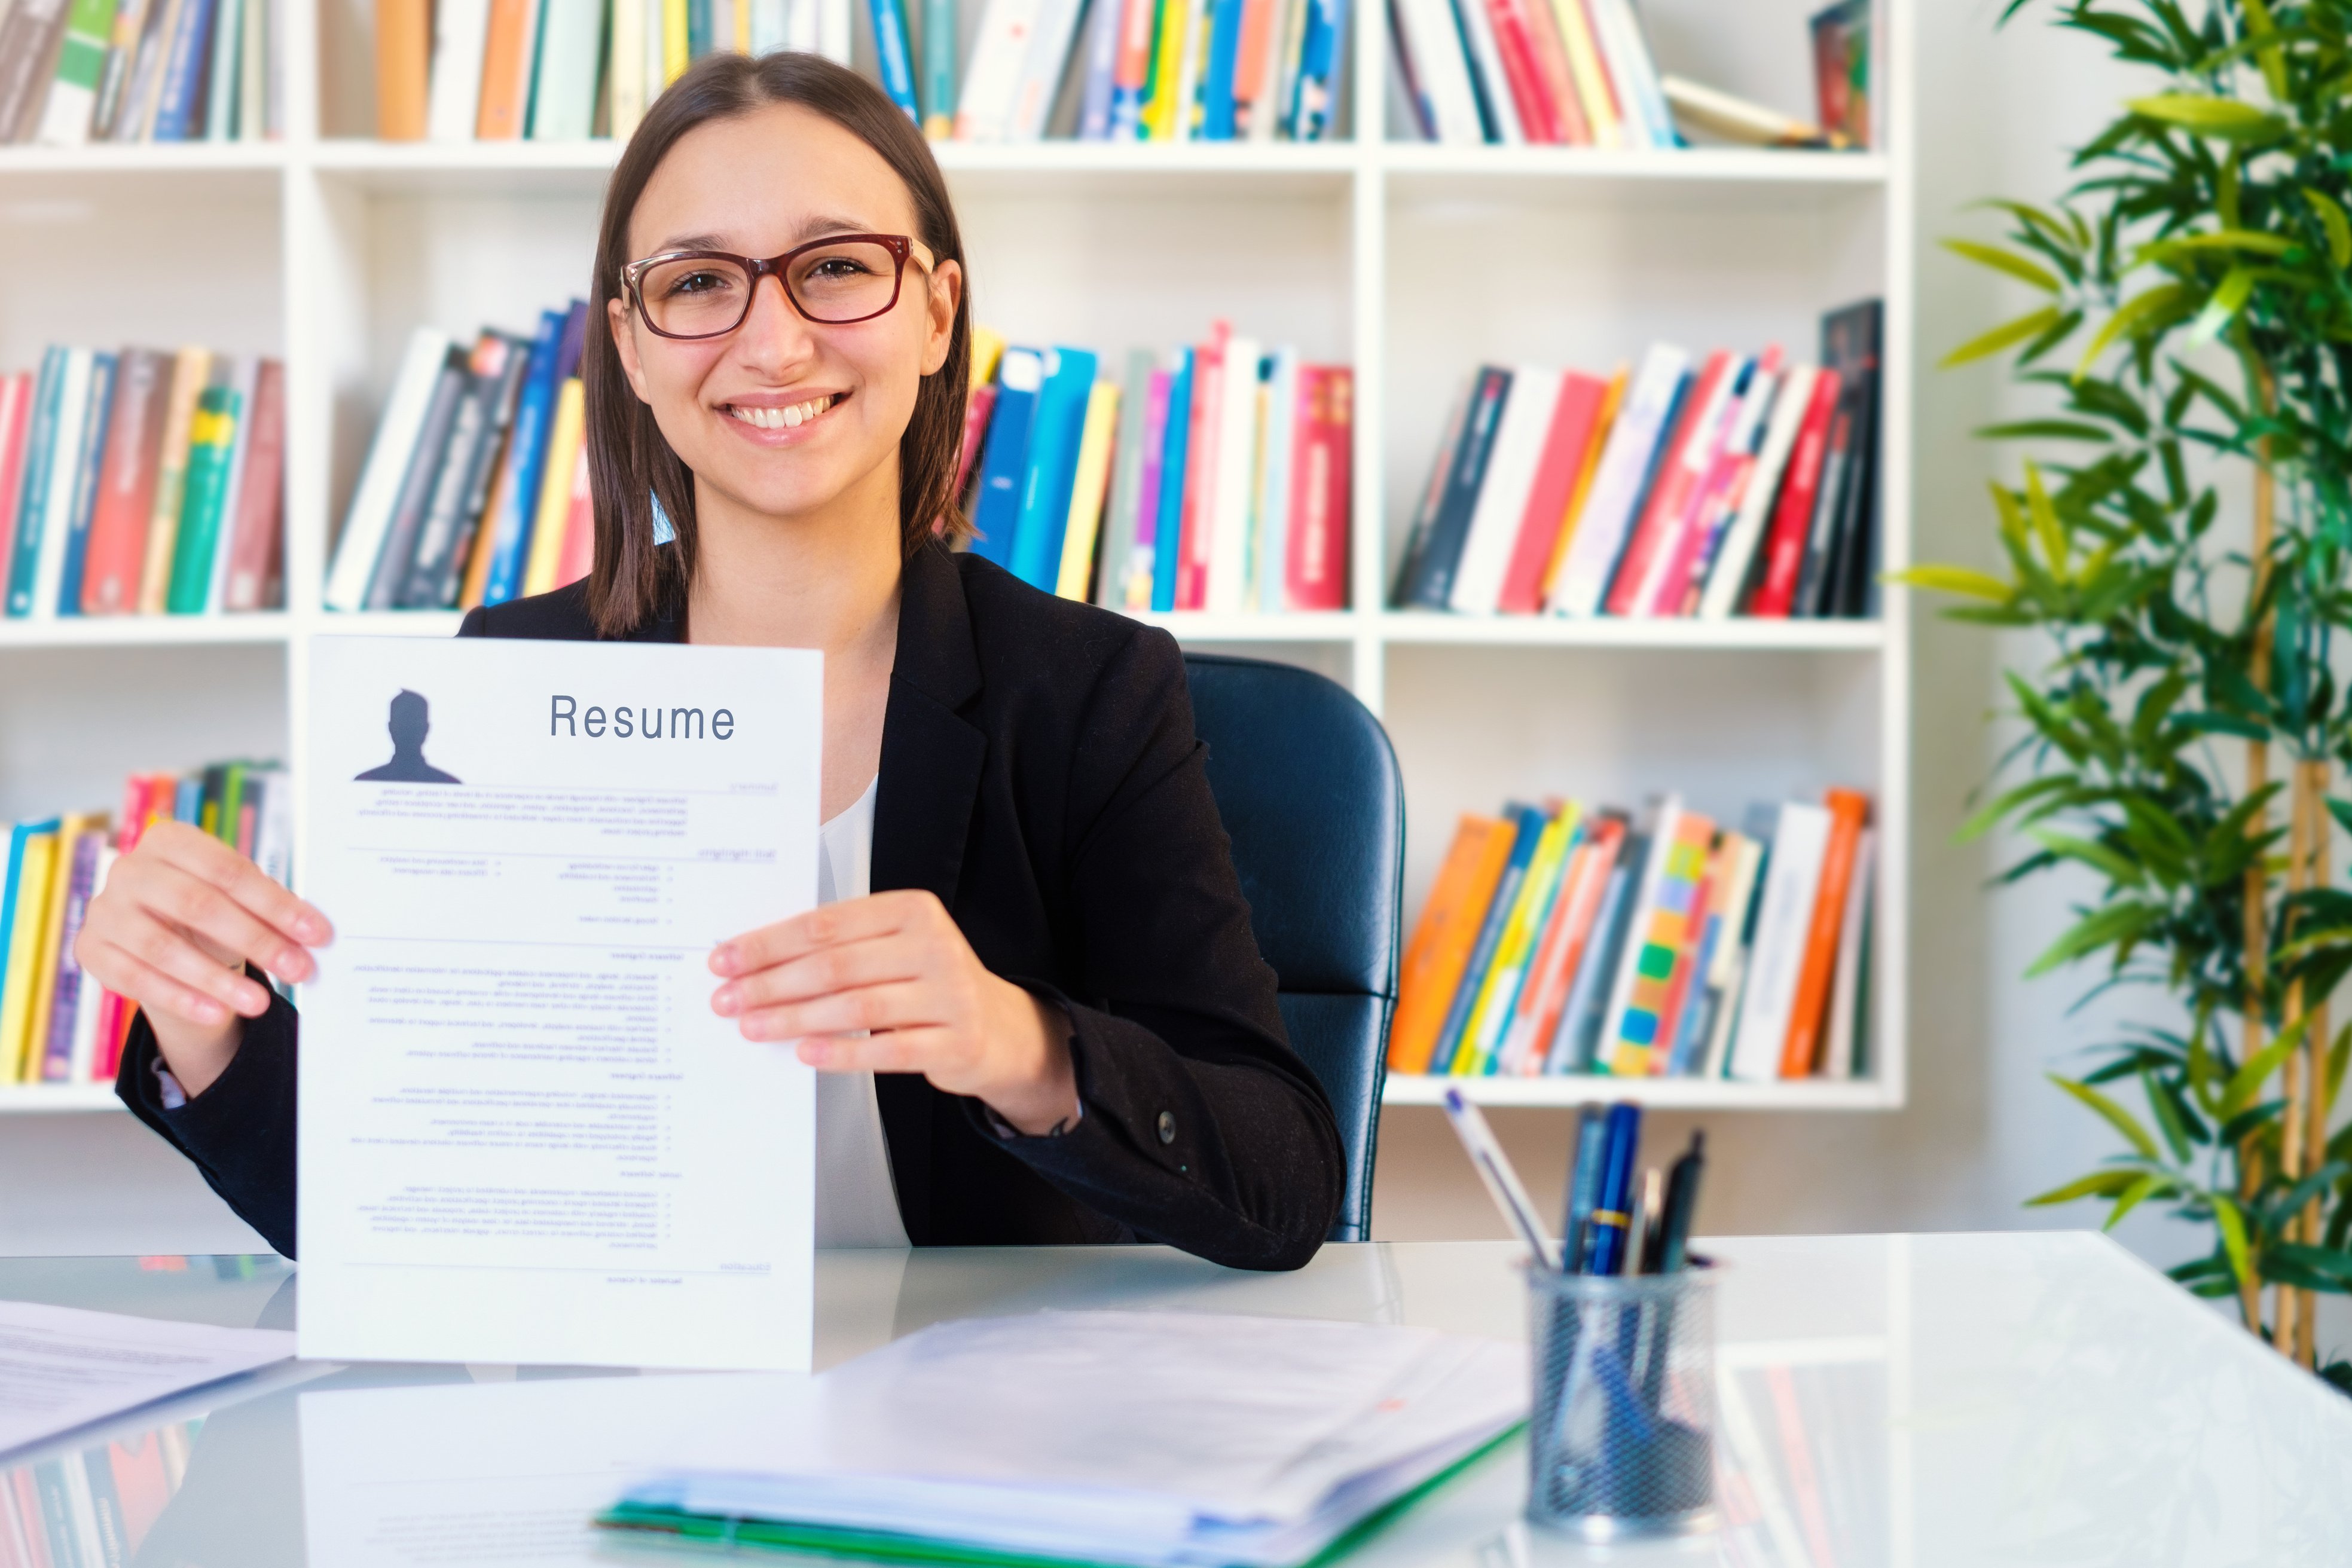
[[619, 233, 935, 337]]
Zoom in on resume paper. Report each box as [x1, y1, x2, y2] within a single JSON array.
[[0, 1300, 295, 1456], [298, 637, 822, 1371]]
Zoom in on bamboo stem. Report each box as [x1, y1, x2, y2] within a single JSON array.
[[2298, 757, 2330, 1370], [2242, 432, 2276, 1341], [2275, 763, 2309, 1359]]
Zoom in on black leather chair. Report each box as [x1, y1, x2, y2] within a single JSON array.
[[1183, 653, 1404, 1243]]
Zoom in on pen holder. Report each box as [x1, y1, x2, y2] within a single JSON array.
[[1522, 1263, 1718, 1542]]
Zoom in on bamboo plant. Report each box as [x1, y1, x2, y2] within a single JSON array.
[[1911, 0, 2352, 1381]]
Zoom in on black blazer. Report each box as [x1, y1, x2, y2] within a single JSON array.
[[117, 543, 1344, 1270]]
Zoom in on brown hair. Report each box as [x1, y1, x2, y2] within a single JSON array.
[[584, 51, 973, 636]]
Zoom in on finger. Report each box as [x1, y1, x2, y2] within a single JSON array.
[[795, 1025, 949, 1075], [102, 909, 276, 1017], [148, 822, 333, 947], [711, 933, 927, 1016], [711, 890, 939, 977], [735, 979, 937, 1043], [81, 936, 250, 1028], [143, 862, 320, 985]]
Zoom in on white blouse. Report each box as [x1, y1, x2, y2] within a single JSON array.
[[813, 777, 911, 1248]]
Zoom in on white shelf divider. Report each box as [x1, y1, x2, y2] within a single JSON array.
[[0, 0, 1911, 1114]]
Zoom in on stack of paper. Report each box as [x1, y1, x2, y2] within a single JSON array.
[[601, 1311, 1527, 1567]]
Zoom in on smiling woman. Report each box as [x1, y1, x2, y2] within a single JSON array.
[[82, 51, 1345, 1273]]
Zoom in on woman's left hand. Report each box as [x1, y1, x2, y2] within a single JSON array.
[[708, 890, 1080, 1136]]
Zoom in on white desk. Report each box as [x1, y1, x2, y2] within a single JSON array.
[[1, 1233, 2345, 1566]]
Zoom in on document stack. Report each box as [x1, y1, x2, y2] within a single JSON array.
[[597, 1310, 1526, 1566]]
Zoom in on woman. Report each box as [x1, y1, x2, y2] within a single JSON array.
[[79, 52, 1342, 1272]]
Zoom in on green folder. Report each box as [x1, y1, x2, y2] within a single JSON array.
[[591, 1424, 1523, 1566]]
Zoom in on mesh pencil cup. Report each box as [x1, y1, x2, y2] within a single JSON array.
[[1522, 1262, 1718, 1542]]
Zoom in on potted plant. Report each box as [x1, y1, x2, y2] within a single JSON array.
[[1914, 0, 2352, 1380]]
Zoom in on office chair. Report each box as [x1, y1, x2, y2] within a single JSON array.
[[1183, 653, 1404, 1243]]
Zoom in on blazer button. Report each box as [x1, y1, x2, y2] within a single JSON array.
[[1157, 1111, 1177, 1145]]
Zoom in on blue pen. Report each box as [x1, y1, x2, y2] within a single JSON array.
[[1560, 1104, 1608, 1273], [1584, 1102, 1642, 1275]]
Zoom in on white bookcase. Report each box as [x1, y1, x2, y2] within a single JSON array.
[[0, 0, 1912, 1117]]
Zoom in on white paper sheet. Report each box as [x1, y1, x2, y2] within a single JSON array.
[[0, 1300, 294, 1455], [297, 637, 821, 1371]]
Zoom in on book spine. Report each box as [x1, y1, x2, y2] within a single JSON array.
[[551, 437, 595, 589], [90, 0, 148, 139], [1495, 370, 1603, 615], [1545, 346, 1688, 616], [520, 377, 587, 598], [53, 351, 116, 617], [1601, 350, 1729, 617], [203, 0, 243, 141], [869, 0, 923, 121], [1697, 363, 1811, 620], [1429, 803, 1542, 1073], [1055, 379, 1121, 599], [1077, 0, 1123, 137], [478, 311, 566, 604], [5, 351, 67, 618], [1285, 0, 1342, 139], [1197, 0, 1244, 137], [1747, 368, 1842, 618], [0, 1, 73, 144], [951, 381, 998, 514], [1399, 365, 1508, 609], [953, 0, 1044, 140], [1627, 356, 1757, 617], [396, 369, 492, 607], [1093, 349, 1154, 606], [1479, 0, 1558, 143], [1447, 364, 1557, 614], [1138, 0, 1187, 138], [1253, 349, 1296, 610], [1726, 802, 1829, 1080], [221, 358, 285, 611], [1777, 788, 1868, 1077], [149, 0, 216, 139], [1149, 349, 1191, 609], [363, 351, 471, 609], [200, 356, 258, 610], [430, 338, 529, 608], [322, 329, 447, 611], [33, 0, 116, 146], [969, 350, 1043, 566], [1228, 0, 1275, 134], [1204, 337, 1259, 611], [165, 382, 237, 613], [134, 347, 210, 613], [1449, 0, 1516, 143], [922, 0, 958, 134], [1550, 0, 1615, 145], [1388, 813, 1510, 1074], [1009, 347, 1098, 589], [25, 350, 93, 622], [0, 375, 31, 585], [1388, 377, 1471, 604], [427, 0, 493, 140], [1126, 363, 1172, 608], [38, 827, 99, 1082], [1173, 326, 1225, 608]]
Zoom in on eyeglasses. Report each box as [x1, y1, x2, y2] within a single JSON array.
[[620, 233, 931, 339]]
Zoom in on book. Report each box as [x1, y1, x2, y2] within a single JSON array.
[[1597, 800, 1715, 1077], [32, 0, 117, 145], [402, 333, 521, 608], [119, 0, 182, 140], [1659, 830, 1748, 1076], [0, 374, 31, 586], [1388, 378, 1473, 607], [1447, 365, 1559, 615], [1054, 377, 1121, 600], [37, 818, 102, 1083], [1663, 74, 1834, 149], [922, 0, 958, 135], [0, 824, 60, 1084], [478, 304, 575, 606], [204, 0, 245, 141], [1172, 321, 1227, 609], [220, 357, 285, 612], [1427, 801, 1544, 1074], [1388, 812, 1515, 1074], [613, 0, 650, 139], [952, 381, 998, 514], [1642, 354, 1778, 618], [1726, 799, 1830, 1081], [1452, 0, 1517, 143], [1583, 0, 1668, 148], [372, 0, 429, 138], [53, 349, 118, 616], [5, 349, 68, 616], [324, 328, 452, 612], [133, 346, 210, 613], [968, 346, 1044, 567], [1121, 361, 1172, 609], [1813, 299, 1883, 618], [1393, 365, 1508, 609], [1495, 369, 1606, 615], [551, 436, 596, 591], [1007, 346, 1098, 589], [1550, 0, 1617, 146], [1198, 0, 1245, 137], [955, 0, 1043, 140], [1549, 826, 1642, 1072], [1697, 362, 1815, 621], [1544, 343, 1687, 616], [1777, 786, 1868, 1077], [1744, 365, 1841, 618], [199, 355, 261, 612], [530, 0, 605, 138], [1601, 348, 1734, 618], [1104, 0, 1152, 135], [164, 377, 240, 613], [1093, 349, 1156, 608], [1820, 827, 1873, 1080], [0, 1, 74, 143], [1502, 812, 1621, 1074], [1697, 829, 1769, 1080], [1456, 802, 1578, 1075], [365, 345, 473, 609], [1203, 335, 1260, 612], [519, 377, 588, 598], [870, 0, 923, 123], [1150, 347, 1192, 610], [23, 349, 95, 621], [1252, 347, 1297, 610], [475, 0, 540, 138], [1809, 0, 1870, 149], [91, 0, 154, 140]]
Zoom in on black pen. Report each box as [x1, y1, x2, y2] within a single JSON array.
[[1645, 1132, 1706, 1274]]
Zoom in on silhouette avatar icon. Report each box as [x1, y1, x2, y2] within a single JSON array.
[[355, 689, 460, 783]]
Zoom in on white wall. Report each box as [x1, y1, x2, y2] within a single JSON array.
[[0, 7, 2281, 1307]]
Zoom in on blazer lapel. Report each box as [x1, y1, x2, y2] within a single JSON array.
[[872, 543, 986, 1245]]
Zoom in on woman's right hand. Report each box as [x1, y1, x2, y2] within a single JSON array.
[[75, 821, 333, 1099]]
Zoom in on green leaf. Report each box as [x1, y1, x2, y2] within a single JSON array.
[[2136, 230, 2295, 264], [2188, 266, 2256, 344], [2214, 1195, 2255, 1289], [2029, 828, 2146, 887], [2307, 187, 2352, 269], [2026, 901, 2161, 977], [2172, 710, 2271, 741], [2106, 1173, 2168, 1230], [2222, 1015, 2309, 1121], [1974, 419, 2113, 442], [2127, 95, 2287, 141], [2242, 0, 2289, 102], [1945, 305, 2067, 369], [2023, 461, 2066, 571], [1885, 564, 2013, 601], [2075, 284, 2189, 379], [1943, 237, 2063, 293], [1956, 775, 2075, 842], [2049, 1073, 2161, 1160], [2024, 1168, 2142, 1206]]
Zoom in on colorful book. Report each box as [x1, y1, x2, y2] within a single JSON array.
[[164, 377, 240, 613], [1055, 378, 1122, 600], [1124, 361, 1174, 609], [1150, 347, 1192, 610], [221, 357, 286, 612], [1548, 824, 1645, 1071], [6, 349, 70, 618], [1458, 803, 1580, 1075], [967, 346, 1044, 567], [36, 818, 102, 1082], [1393, 365, 1509, 609], [54, 349, 118, 616], [1697, 363, 1815, 621], [529, 0, 604, 139], [1093, 349, 1157, 607], [1602, 349, 1734, 618], [869, 0, 923, 121], [1429, 802, 1544, 1074], [1502, 813, 1622, 1074], [519, 376, 588, 598], [1252, 347, 1298, 611], [1203, 335, 1260, 612], [922, 0, 958, 135], [147, 0, 215, 140], [1820, 827, 1874, 1079], [1778, 787, 1869, 1077], [0, 823, 60, 1084], [1746, 367, 1843, 618], [32, 0, 118, 145], [0, 373, 31, 586], [80, 349, 170, 615], [476, 306, 570, 606], [1388, 812, 1515, 1074], [1285, 365, 1350, 610], [1544, 343, 1689, 616], [475, 0, 539, 137], [1173, 321, 1228, 609], [1448, 365, 1560, 615], [23, 349, 96, 622], [365, 344, 473, 609], [373, 0, 430, 137], [200, 356, 261, 612], [1597, 802, 1715, 1076], [1008, 346, 1099, 590], [136, 346, 212, 613], [1495, 369, 1606, 616], [1726, 799, 1831, 1081], [398, 334, 510, 607], [323, 327, 451, 612]]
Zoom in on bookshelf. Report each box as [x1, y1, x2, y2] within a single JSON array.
[[0, 0, 1911, 1117]]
